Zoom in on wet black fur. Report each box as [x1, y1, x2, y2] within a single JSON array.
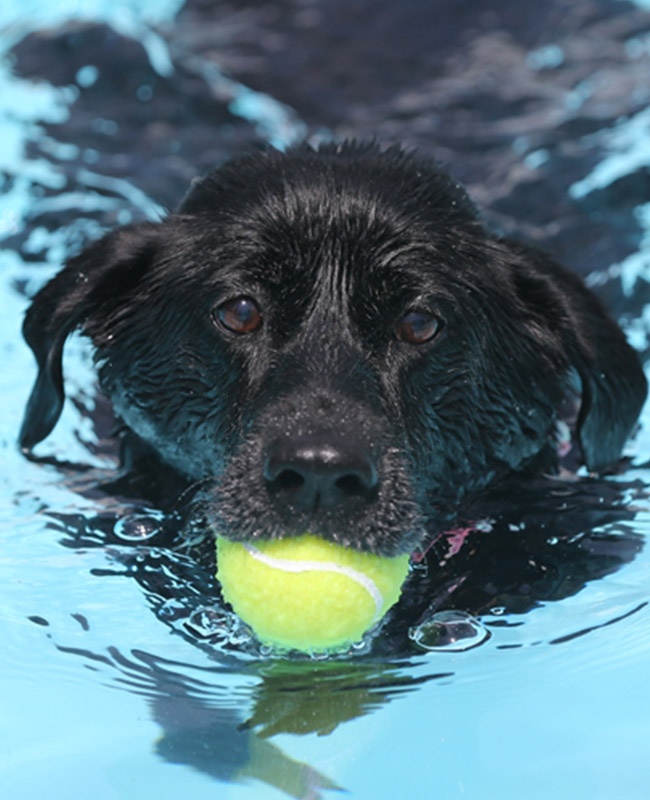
[[20, 142, 647, 556]]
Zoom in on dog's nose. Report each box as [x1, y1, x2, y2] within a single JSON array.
[[264, 433, 378, 512]]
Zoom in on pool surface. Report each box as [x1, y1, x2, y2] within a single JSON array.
[[2, 1, 650, 798]]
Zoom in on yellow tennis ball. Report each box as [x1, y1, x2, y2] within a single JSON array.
[[216, 534, 410, 653]]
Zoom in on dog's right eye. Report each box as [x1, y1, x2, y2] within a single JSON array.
[[215, 296, 263, 334]]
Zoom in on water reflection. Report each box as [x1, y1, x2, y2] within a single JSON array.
[[242, 660, 450, 738], [46, 635, 447, 798], [150, 663, 347, 797]]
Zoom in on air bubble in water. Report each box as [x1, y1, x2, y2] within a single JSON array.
[[113, 513, 162, 541], [409, 610, 490, 652], [185, 606, 231, 639]]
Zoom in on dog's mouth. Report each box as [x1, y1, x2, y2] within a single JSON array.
[[187, 431, 428, 558]]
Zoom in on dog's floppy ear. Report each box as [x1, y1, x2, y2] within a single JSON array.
[[20, 224, 159, 452], [504, 239, 647, 472]]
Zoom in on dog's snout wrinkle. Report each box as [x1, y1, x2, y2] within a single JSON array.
[[264, 432, 378, 512]]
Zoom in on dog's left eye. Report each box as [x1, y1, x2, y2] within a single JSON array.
[[215, 296, 263, 334], [395, 310, 441, 344]]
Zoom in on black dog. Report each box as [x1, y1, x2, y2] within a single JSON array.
[[19, 142, 648, 558]]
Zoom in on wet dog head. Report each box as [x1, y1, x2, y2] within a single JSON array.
[[20, 143, 647, 555]]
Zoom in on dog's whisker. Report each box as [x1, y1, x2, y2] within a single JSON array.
[[171, 475, 220, 512]]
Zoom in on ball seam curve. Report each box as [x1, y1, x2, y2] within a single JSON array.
[[243, 543, 384, 621]]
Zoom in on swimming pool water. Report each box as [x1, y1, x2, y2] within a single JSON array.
[[2, 2, 650, 798]]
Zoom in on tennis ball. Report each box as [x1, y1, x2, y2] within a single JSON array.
[[216, 534, 410, 653]]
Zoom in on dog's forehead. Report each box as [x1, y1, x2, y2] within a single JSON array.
[[201, 191, 460, 296], [176, 150, 506, 325]]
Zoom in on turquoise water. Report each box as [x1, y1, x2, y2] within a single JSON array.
[[3, 2, 650, 798]]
